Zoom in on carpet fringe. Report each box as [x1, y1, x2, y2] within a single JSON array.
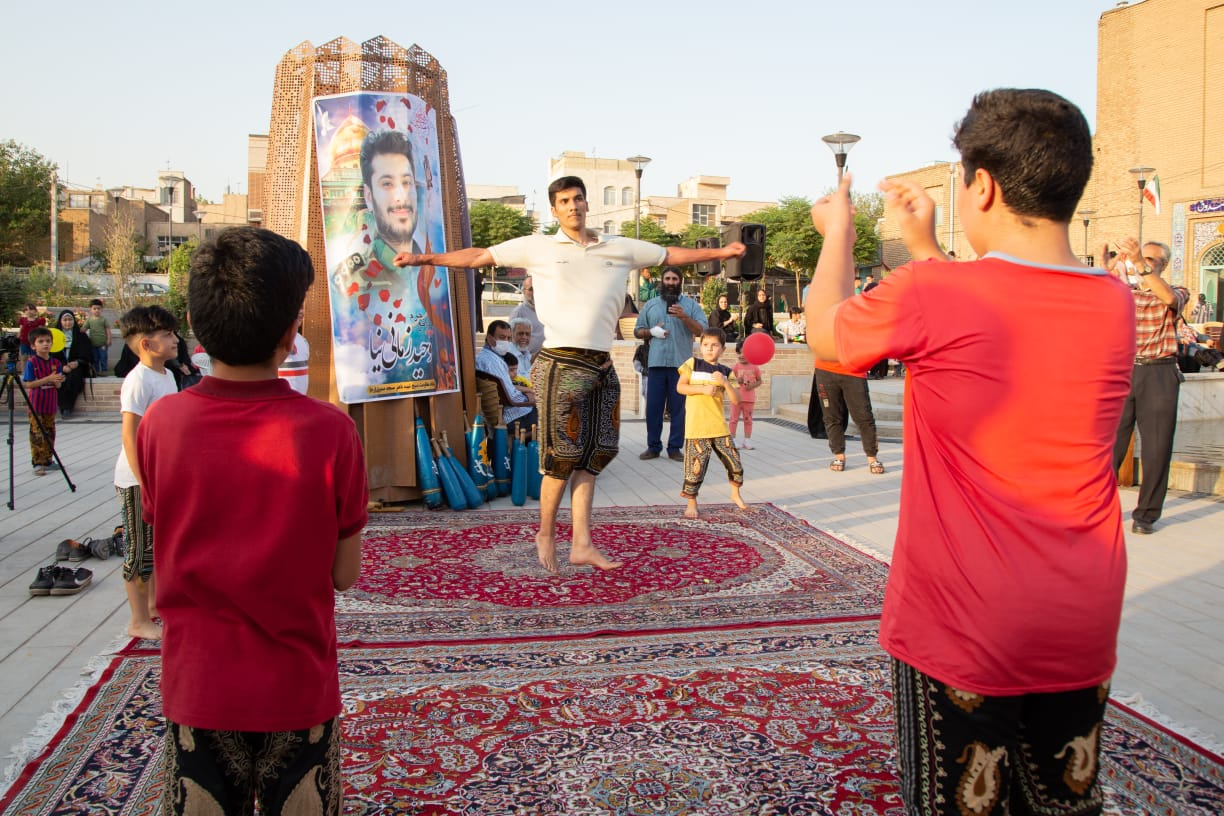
[[815, 524, 894, 564], [0, 632, 132, 799], [1112, 689, 1224, 757]]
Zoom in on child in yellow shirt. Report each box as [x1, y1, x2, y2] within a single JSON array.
[[676, 328, 747, 519]]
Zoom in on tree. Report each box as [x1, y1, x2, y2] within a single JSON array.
[[743, 197, 821, 305], [102, 207, 143, 312], [618, 218, 676, 246], [0, 140, 56, 265], [468, 201, 534, 259], [677, 223, 719, 246], [851, 191, 884, 268], [163, 239, 197, 326]]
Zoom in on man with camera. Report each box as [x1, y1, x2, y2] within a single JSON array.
[[634, 266, 706, 461], [1111, 238, 1189, 535]]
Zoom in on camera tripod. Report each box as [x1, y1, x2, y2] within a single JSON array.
[[2, 356, 76, 510]]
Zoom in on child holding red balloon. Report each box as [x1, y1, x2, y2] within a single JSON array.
[[676, 327, 748, 519]]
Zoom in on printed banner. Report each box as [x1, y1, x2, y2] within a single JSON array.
[[313, 91, 458, 403]]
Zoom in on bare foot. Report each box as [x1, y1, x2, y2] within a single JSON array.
[[536, 532, 559, 574], [684, 499, 699, 519], [128, 620, 162, 641], [569, 543, 623, 571], [730, 487, 748, 510]]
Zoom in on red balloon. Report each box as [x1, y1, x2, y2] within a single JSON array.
[[740, 331, 775, 366]]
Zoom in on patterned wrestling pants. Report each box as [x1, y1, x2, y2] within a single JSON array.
[[532, 347, 620, 479], [160, 717, 342, 815], [681, 436, 743, 498], [891, 658, 1108, 816]]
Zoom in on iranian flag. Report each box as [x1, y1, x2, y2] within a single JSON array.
[[1143, 174, 1161, 215]]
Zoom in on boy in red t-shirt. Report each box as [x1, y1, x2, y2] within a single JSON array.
[[137, 228, 368, 814], [17, 303, 46, 361], [805, 89, 1134, 814]]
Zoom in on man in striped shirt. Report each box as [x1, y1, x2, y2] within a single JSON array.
[[1111, 238, 1189, 534]]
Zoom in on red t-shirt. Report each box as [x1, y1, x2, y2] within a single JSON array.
[[835, 256, 1135, 695], [139, 377, 368, 730]]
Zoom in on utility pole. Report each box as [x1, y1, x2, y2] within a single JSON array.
[[49, 170, 58, 275]]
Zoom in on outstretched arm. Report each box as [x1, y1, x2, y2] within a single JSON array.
[[664, 242, 746, 266], [393, 247, 495, 269]]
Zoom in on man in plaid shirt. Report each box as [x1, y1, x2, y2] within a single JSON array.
[[1111, 237, 1189, 535]]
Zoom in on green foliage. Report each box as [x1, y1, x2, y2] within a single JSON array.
[[619, 218, 677, 247], [851, 191, 884, 266], [0, 267, 30, 325], [678, 223, 719, 246], [700, 276, 727, 314], [23, 266, 96, 306], [162, 239, 196, 326], [0, 140, 56, 265], [469, 201, 535, 255], [742, 197, 822, 276], [542, 223, 559, 235]]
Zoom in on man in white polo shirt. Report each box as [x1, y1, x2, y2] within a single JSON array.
[[395, 176, 743, 575]]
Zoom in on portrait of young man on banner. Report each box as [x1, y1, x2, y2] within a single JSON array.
[[312, 91, 458, 404]]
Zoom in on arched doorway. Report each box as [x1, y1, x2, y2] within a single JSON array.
[[1200, 242, 1224, 322]]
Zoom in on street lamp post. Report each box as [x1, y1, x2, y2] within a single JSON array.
[[1129, 166, 1155, 247], [1077, 209, 1096, 264], [821, 132, 861, 182], [627, 154, 651, 300]]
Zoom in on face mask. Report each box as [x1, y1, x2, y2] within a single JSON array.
[[493, 340, 514, 355]]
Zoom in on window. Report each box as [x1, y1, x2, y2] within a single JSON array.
[[692, 204, 716, 226], [622, 187, 633, 206], [603, 186, 615, 205], [933, 205, 943, 226], [603, 220, 615, 235]]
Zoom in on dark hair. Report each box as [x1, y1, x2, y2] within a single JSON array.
[[120, 305, 178, 339], [188, 227, 313, 366], [953, 88, 1092, 223], [27, 326, 52, 343], [547, 176, 587, 206], [360, 129, 414, 189], [486, 319, 510, 337], [660, 266, 683, 279], [701, 327, 727, 346], [502, 352, 519, 369], [89, 298, 103, 307]]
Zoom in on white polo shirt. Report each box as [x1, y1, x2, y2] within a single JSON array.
[[490, 232, 666, 352]]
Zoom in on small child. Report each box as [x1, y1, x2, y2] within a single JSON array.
[[730, 358, 761, 449], [137, 227, 368, 814], [113, 305, 180, 641], [503, 351, 531, 392], [83, 299, 111, 375], [676, 327, 748, 519], [21, 327, 64, 475], [17, 303, 46, 361]]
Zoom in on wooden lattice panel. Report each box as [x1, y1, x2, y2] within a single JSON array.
[[263, 37, 478, 502]]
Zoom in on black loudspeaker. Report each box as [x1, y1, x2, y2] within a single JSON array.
[[694, 236, 721, 277], [722, 223, 765, 281]]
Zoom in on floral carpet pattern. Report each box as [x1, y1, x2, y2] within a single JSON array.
[[2, 506, 1221, 814], [339, 504, 890, 643]]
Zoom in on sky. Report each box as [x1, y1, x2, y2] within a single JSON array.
[[1, 0, 1113, 213]]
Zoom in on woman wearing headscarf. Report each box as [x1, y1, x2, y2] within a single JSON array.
[[54, 309, 94, 417]]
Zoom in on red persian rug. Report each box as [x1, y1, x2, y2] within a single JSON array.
[[339, 504, 890, 643], [4, 622, 1222, 815]]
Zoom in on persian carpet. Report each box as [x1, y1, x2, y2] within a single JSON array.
[[338, 504, 889, 644], [3, 622, 1222, 815]]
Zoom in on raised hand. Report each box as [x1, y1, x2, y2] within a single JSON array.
[[809, 174, 857, 240], [878, 178, 944, 261]]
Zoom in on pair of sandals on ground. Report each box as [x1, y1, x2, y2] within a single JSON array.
[[829, 457, 885, 474]]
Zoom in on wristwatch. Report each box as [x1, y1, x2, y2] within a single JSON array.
[[1140, 265, 1153, 276]]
